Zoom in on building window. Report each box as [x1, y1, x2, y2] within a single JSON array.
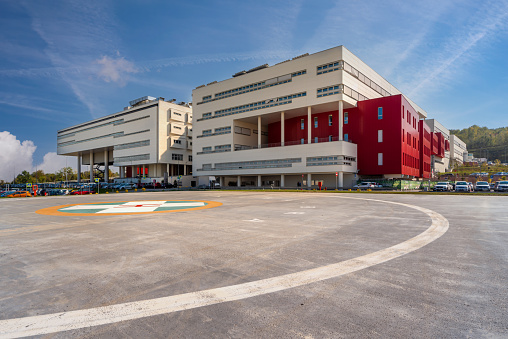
[[188, 155, 192, 161], [314, 117, 318, 128], [314, 137, 318, 143], [174, 139, 182, 144], [344, 133, 349, 141], [378, 153, 383, 166], [344, 112, 348, 124], [328, 115, 333, 126], [328, 135, 332, 142], [378, 107, 383, 120], [301, 138, 305, 144], [203, 129, 212, 135], [172, 153, 183, 161], [378, 130, 383, 143], [301, 119, 304, 130], [402, 106, 405, 119]]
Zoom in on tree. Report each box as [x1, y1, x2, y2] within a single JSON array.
[[14, 170, 34, 184]]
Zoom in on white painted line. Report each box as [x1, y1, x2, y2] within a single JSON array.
[[300, 206, 316, 209], [159, 202, 205, 207], [60, 205, 115, 210], [243, 219, 263, 222], [284, 212, 305, 215], [0, 197, 449, 338]]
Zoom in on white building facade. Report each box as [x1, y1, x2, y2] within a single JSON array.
[[57, 97, 193, 185], [192, 46, 429, 188]]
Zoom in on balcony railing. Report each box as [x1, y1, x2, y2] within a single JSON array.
[[234, 137, 353, 151]]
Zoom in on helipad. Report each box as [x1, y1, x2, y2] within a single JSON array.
[[35, 200, 222, 216]]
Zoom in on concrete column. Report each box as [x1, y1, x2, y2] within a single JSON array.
[[307, 173, 312, 188], [167, 163, 170, 177], [77, 154, 81, 184], [281, 111, 285, 146], [257, 116, 262, 149], [131, 166, 135, 178], [237, 175, 241, 187], [220, 176, 224, 187], [257, 175, 262, 187], [307, 106, 312, 144], [184, 164, 187, 176], [281, 174, 285, 188], [338, 172, 344, 189], [338, 100, 344, 141], [142, 164, 145, 178], [89, 151, 94, 182], [104, 150, 109, 182]]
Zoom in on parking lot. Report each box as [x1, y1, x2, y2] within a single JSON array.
[[0, 191, 507, 338]]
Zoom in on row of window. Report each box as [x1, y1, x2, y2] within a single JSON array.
[[198, 158, 302, 171], [114, 140, 150, 151], [114, 153, 150, 163], [198, 92, 306, 121], [316, 60, 391, 98], [198, 70, 306, 105], [198, 126, 232, 138]]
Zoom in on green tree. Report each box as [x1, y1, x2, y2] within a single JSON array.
[[14, 170, 34, 184]]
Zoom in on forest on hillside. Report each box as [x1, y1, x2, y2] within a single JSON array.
[[449, 125, 508, 162]]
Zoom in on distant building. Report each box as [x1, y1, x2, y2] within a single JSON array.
[[57, 96, 193, 185]]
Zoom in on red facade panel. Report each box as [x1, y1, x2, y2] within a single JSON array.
[[430, 132, 439, 156], [435, 132, 445, 158], [419, 120, 431, 179], [267, 94, 423, 178], [444, 139, 450, 152]]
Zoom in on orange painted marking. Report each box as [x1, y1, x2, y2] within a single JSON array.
[[36, 200, 222, 216]]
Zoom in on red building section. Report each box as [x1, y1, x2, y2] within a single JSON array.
[[419, 120, 431, 179], [431, 132, 445, 158], [267, 94, 426, 178]]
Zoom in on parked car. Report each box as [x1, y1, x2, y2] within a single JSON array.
[[353, 182, 376, 189], [6, 190, 32, 198], [433, 182, 452, 191], [496, 181, 508, 192], [474, 181, 491, 191], [455, 181, 471, 192], [1, 190, 16, 197], [70, 190, 95, 195]]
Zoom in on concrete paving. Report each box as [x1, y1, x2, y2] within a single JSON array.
[[0, 191, 507, 338]]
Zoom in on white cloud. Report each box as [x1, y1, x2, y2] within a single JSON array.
[[0, 131, 78, 181], [95, 55, 137, 85], [0, 131, 36, 181], [37, 152, 75, 174]]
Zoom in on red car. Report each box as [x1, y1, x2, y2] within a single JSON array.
[[71, 190, 95, 195]]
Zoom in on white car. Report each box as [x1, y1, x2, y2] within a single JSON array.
[[455, 181, 471, 192], [433, 182, 452, 191], [474, 181, 491, 191], [353, 182, 376, 189]]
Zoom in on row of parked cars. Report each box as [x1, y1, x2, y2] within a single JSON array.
[[434, 181, 508, 192]]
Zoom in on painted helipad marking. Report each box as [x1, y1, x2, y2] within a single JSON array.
[[35, 200, 222, 216], [1, 197, 449, 338]]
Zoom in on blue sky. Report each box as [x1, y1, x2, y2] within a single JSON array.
[[1, 0, 508, 180]]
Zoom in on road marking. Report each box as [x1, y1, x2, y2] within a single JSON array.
[[284, 212, 305, 215], [243, 218, 263, 222], [0, 197, 449, 338], [35, 200, 221, 216], [300, 206, 316, 209]]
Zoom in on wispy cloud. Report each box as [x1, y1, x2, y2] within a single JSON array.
[[95, 54, 137, 85], [19, 0, 124, 118], [406, 0, 508, 100]]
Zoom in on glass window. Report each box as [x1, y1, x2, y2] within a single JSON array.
[[328, 114, 333, 126], [301, 138, 305, 144], [378, 130, 383, 142], [314, 137, 318, 143], [344, 133, 349, 141], [329, 135, 332, 142], [378, 107, 383, 119], [344, 112, 348, 124], [301, 119, 304, 130], [314, 117, 318, 128], [378, 153, 383, 166]]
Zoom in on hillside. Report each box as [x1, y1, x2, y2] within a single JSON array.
[[449, 125, 508, 162]]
